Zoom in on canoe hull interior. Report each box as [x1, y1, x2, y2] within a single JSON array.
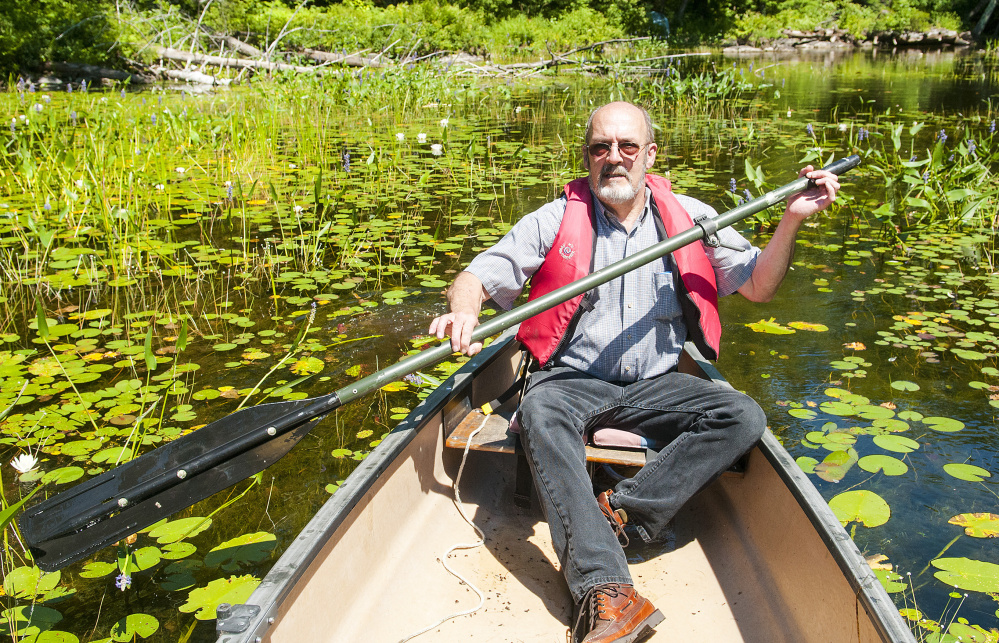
[[218, 334, 913, 643]]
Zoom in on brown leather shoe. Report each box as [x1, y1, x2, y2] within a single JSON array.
[[596, 490, 629, 547], [575, 583, 664, 643]]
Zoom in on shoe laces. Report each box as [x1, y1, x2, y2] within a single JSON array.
[[570, 583, 626, 641]]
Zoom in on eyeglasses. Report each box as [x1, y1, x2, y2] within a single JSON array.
[[585, 141, 648, 160]]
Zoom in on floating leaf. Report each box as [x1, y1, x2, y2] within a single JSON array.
[[290, 356, 323, 375], [828, 490, 890, 527], [948, 513, 999, 538], [819, 401, 855, 416], [858, 455, 908, 476], [79, 561, 117, 579], [380, 381, 408, 391], [890, 380, 920, 391], [147, 517, 212, 544], [924, 416, 965, 433], [110, 614, 158, 642], [814, 448, 858, 483], [873, 569, 906, 593], [3, 567, 61, 599], [796, 456, 818, 474], [788, 408, 817, 419], [204, 532, 277, 569], [787, 321, 828, 331], [746, 318, 795, 334], [931, 557, 999, 593], [179, 575, 261, 620], [872, 435, 920, 453], [0, 605, 62, 636], [943, 463, 991, 482]]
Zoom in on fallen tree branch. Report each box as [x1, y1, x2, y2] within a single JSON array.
[[155, 67, 232, 85], [301, 48, 386, 68], [153, 46, 322, 73]]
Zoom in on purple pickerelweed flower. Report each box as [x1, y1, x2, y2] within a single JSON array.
[[16, 78, 24, 92], [806, 123, 815, 137], [80, 80, 87, 93], [749, 62, 754, 72], [937, 129, 947, 143], [404, 373, 423, 386], [858, 127, 869, 142], [991, 120, 996, 134], [66, 83, 72, 93], [151, 114, 156, 125], [158, 96, 162, 105], [909, 154, 917, 162], [969, 140, 977, 156], [949, 154, 955, 162], [743, 189, 752, 201], [44, 199, 51, 211], [729, 178, 737, 193], [70, 110, 77, 124], [115, 574, 131, 591], [923, 171, 930, 181], [9, 119, 15, 134], [226, 183, 234, 199], [28, 82, 34, 93], [120, 89, 126, 99], [342, 150, 351, 173]]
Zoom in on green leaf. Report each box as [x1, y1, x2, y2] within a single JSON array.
[[828, 490, 890, 528], [177, 318, 188, 353], [890, 380, 920, 391], [0, 606, 62, 636], [179, 575, 261, 620], [931, 557, 999, 593], [110, 614, 159, 642], [788, 408, 817, 419], [948, 513, 999, 538], [146, 517, 212, 544], [144, 325, 156, 372], [79, 561, 117, 579], [204, 532, 277, 569], [943, 463, 991, 482], [35, 300, 49, 342], [858, 455, 908, 476], [874, 568, 906, 593], [924, 416, 965, 433], [872, 435, 920, 453], [0, 485, 41, 532], [3, 567, 61, 599]]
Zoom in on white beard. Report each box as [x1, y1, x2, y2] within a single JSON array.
[[591, 170, 643, 205]]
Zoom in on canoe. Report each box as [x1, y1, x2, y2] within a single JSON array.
[[215, 330, 916, 643]]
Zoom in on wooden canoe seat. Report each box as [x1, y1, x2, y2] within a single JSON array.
[[445, 409, 747, 475]]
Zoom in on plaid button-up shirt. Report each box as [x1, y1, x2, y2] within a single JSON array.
[[466, 187, 760, 382]]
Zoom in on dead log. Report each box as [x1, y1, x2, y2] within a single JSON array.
[[220, 36, 263, 58], [157, 67, 232, 85], [153, 46, 321, 74], [42, 62, 153, 84], [301, 48, 386, 68]]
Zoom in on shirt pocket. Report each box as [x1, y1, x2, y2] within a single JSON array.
[[653, 271, 683, 322]]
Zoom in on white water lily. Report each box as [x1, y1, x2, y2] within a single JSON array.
[[10, 453, 38, 474], [293, 205, 304, 214], [175, 167, 185, 173], [75, 179, 84, 188], [155, 184, 165, 190], [439, 118, 449, 128], [396, 132, 405, 142], [430, 144, 443, 156], [515, 106, 522, 114], [417, 133, 426, 143], [838, 123, 848, 132]]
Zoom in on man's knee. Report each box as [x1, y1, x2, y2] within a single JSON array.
[[732, 393, 767, 446]]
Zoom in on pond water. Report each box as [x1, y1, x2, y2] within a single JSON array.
[[1, 49, 998, 641]]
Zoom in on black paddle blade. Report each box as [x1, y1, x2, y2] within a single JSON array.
[[21, 397, 325, 571]]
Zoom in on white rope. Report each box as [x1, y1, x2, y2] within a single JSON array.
[[397, 422, 488, 643]]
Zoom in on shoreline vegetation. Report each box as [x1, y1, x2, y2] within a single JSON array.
[[2, 0, 997, 86]]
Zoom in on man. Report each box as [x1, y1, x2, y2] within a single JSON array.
[[428, 101, 840, 643]]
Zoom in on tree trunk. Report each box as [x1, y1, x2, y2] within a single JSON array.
[[973, 0, 999, 37], [153, 47, 320, 74]]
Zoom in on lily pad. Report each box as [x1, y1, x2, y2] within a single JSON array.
[[872, 435, 920, 453], [890, 380, 920, 391], [828, 490, 890, 528], [923, 416, 965, 433], [3, 567, 61, 599], [204, 532, 277, 569], [858, 455, 908, 476], [943, 463, 991, 482], [146, 517, 212, 544], [109, 614, 158, 641], [948, 513, 999, 538], [746, 318, 795, 334], [0, 606, 62, 636], [931, 557, 999, 593], [179, 575, 261, 620]]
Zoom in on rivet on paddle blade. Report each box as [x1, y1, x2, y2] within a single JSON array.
[[267, 427, 276, 436], [118, 498, 128, 507], [177, 470, 187, 479]]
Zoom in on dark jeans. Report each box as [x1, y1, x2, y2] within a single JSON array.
[[517, 366, 767, 603]]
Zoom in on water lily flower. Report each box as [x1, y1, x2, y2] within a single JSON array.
[[155, 184, 165, 190], [838, 123, 847, 132], [293, 205, 304, 214], [396, 132, 405, 142], [515, 106, 522, 114], [417, 133, 426, 143], [10, 453, 38, 474], [430, 144, 443, 156], [289, 163, 297, 169], [75, 179, 84, 188], [175, 167, 185, 173], [786, 109, 792, 117], [440, 118, 449, 128]]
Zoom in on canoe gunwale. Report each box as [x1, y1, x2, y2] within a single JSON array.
[[216, 332, 522, 643]]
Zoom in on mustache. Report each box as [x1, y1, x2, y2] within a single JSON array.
[[601, 167, 629, 178]]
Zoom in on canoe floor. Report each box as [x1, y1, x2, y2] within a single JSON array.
[[266, 400, 882, 643]]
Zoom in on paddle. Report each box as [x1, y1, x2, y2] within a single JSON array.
[[20, 155, 860, 571]]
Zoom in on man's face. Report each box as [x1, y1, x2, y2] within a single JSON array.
[[583, 104, 658, 207]]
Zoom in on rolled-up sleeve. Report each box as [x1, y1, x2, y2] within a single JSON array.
[[465, 198, 565, 310], [674, 194, 761, 298]]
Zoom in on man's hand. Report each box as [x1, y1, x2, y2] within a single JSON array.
[[428, 272, 489, 356], [784, 166, 840, 220]]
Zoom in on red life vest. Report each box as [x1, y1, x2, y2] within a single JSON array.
[[515, 174, 722, 367]]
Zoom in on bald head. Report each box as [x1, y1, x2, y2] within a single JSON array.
[[584, 102, 655, 147]]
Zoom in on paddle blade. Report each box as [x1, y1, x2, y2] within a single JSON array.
[[21, 397, 327, 571]]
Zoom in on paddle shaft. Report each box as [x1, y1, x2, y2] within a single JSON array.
[[44, 155, 859, 538]]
